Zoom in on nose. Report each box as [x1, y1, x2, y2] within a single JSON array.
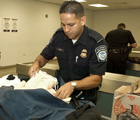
[[64, 25, 70, 33]]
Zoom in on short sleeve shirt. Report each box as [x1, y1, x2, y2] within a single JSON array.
[[105, 28, 136, 49], [41, 26, 108, 82]]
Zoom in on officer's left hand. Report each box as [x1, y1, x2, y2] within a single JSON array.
[[54, 82, 74, 99]]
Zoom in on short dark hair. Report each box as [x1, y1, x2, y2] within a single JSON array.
[[117, 23, 126, 28], [59, 1, 84, 18]]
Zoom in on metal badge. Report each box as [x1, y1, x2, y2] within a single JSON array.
[[80, 49, 87, 58]]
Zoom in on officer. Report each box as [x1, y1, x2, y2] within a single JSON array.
[[105, 23, 137, 74], [28, 1, 108, 104]]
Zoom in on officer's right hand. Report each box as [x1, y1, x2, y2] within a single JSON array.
[[28, 63, 39, 78]]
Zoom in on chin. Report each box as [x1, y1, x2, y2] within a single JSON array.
[[68, 36, 73, 39]]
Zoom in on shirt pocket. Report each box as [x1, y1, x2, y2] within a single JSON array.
[[73, 56, 89, 77], [76, 56, 89, 66]]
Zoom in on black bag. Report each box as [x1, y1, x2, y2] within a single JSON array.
[[66, 97, 102, 120]]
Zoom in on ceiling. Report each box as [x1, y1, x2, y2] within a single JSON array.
[[33, 0, 140, 11]]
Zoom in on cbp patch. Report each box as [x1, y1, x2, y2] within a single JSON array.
[[95, 45, 107, 62]]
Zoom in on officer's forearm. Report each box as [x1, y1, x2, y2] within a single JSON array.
[[34, 55, 49, 68], [74, 74, 102, 90]]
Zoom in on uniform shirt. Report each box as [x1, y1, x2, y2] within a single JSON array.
[[41, 26, 108, 83], [105, 28, 136, 49]]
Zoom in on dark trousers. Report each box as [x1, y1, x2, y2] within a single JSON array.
[[107, 53, 128, 74]]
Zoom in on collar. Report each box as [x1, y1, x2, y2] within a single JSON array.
[[63, 26, 88, 46], [118, 28, 123, 30], [76, 26, 88, 46]]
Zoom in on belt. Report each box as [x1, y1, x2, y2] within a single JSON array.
[[109, 49, 125, 54]]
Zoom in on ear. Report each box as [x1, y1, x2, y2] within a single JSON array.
[[81, 16, 86, 26]]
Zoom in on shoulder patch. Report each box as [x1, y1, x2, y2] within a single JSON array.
[[88, 28, 104, 43], [95, 45, 107, 62]]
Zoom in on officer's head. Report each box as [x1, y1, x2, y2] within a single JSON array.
[[117, 23, 126, 29], [59, 1, 86, 40], [59, 1, 84, 19]]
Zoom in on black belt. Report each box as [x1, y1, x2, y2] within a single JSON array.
[[109, 49, 126, 54]]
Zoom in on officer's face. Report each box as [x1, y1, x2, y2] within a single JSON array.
[[60, 13, 86, 40]]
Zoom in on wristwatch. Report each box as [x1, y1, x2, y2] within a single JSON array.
[[71, 82, 77, 89]]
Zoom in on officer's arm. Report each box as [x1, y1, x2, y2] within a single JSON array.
[[28, 55, 49, 77], [54, 74, 102, 99], [74, 74, 102, 90]]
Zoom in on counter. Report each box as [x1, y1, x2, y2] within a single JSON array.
[[16, 59, 140, 119]]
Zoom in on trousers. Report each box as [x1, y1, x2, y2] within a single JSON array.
[[107, 52, 128, 74]]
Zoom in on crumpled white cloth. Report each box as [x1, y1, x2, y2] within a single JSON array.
[[0, 71, 71, 103], [0, 71, 57, 95], [22, 70, 58, 95], [0, 74, 25, 88]]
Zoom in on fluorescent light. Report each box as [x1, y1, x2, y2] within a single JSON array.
[[89, 4, 109, 7], [75, 0, 87, 2]]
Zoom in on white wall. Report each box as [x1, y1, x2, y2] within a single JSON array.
[[93, 9, 140, 46], [85, 10, 94, 29], [0, 0, 95, 67], [0, 0, 60, 66], [1, 0, 140, 67]]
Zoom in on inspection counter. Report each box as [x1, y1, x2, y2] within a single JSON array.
[[16, 59, 140, 119], [16, 58, 59, 80], [126, 48, 140, 77], [129, 47, 140, 58]]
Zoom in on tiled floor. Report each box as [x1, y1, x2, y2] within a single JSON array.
[[0, 66, 17, 78]]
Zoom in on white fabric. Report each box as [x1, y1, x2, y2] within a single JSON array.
[[0, 71, 57, 94], [72, 39, 77, 44], [22, 70, 57, 95], [0, 71, 71, 103], [0, 74, 23, 88]]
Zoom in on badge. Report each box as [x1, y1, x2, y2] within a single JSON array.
[[80, 49, 87, 58], [95, 45, 107, 62], [98, 51, 107, 61]]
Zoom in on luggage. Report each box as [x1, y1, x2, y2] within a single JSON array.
[[0, 86, 102, 120], [66, 97, 102, 120]]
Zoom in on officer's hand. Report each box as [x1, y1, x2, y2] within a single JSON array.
[[54, 82, 74, 99], [28, 63, 39, 77]]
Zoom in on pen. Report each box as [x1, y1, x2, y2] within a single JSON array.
[[76, 56, 78, 62]]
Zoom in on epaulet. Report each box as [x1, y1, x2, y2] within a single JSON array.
[[88, 28, 104, 43]]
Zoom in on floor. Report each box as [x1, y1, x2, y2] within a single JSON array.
[[0, 66, 17, 78]]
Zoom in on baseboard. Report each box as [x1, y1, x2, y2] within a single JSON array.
[[0, 65, 16, 69]]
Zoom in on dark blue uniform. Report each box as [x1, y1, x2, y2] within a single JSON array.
[[41, 26, 108, 103], [105, 28, 136, 74]]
